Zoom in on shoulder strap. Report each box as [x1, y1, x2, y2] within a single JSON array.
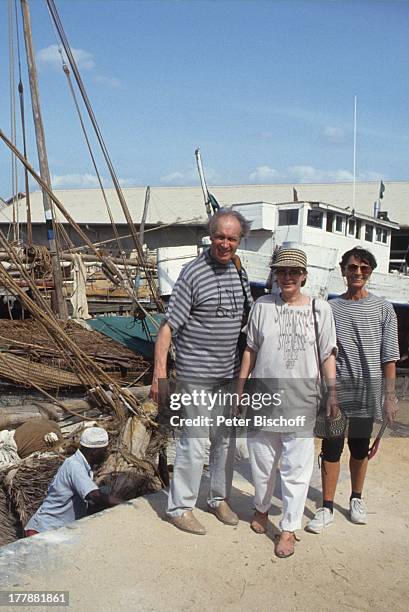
[[312, 298, 324, 380], [232, 254, 250, 315]]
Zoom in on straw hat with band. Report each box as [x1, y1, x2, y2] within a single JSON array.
[[271, 248, 307, 270]]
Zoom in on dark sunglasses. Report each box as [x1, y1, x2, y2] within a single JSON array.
[[346, 264, 372, 275], [275, 268, 305, 277]]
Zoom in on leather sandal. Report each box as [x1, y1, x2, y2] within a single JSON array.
[[250, 510, 269, 534], [274, 531, 300, 558]]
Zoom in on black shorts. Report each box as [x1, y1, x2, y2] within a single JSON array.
[[321, 417, 373, 462]]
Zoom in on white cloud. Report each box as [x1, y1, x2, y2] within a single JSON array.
[[51, 173, 104, 189], [328, 169, 354, 181], [323, 126, 345, 144], [286, 165, 383, 183], [287, 165, 322, 182], [249, 165, 279, 183], [93, 75, 121, 88], [202, 167, 220, 183], [118, 177, 140, 187], [37, 44, 95, 71], [287, 165, 352, 183], [160, 166, 220, 186], [358, 171, 384, 181], [160, 171, 185, 185]]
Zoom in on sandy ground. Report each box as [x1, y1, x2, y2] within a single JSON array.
[[1, 408, 408, 612]]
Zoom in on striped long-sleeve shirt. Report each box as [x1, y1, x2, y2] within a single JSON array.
[[165, 249, 252, 379]]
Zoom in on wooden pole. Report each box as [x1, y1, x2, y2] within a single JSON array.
[[0, 385, 151, 429], [17, 80, 33, 245], [139, 186, 150, 245], [135, 186, 150, 296], [20, 0, 67, 318]]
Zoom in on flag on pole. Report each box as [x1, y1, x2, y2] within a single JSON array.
[[379, 181, 385, 200]]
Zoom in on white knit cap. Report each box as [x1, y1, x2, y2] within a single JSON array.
[[80, 427, 108, 448]]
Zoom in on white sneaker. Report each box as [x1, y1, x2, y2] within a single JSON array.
[[305, 507, 334, 534], [349, 498, 367, 524]]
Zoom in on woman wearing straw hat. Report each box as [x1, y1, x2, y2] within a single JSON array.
[[238, 247, 338, 558]]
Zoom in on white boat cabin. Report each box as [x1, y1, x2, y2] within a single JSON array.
[[157, 200, 409, 303], [233, 200, 397, 275]]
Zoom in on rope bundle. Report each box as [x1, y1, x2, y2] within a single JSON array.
[[3, 453, 64, 528], [0, 487, 20, 546], [0, 352, 82, 390], [0, 232, 153, 424]]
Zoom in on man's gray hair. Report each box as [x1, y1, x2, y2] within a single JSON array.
[[208, 208, 252, 238]]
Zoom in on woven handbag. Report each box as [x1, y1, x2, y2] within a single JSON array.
[[314, 407, 347, 439], [312, 299, 346, 439]]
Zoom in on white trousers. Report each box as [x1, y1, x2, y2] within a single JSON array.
[[167, 380, 236, 518], [247, 430, 314, 532], [167, 427, 236, 518]]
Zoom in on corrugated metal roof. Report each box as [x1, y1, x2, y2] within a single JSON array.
[[11, 180, 409, 227]]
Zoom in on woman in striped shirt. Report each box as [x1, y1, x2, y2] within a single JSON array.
[[306, 247, 400, 534]]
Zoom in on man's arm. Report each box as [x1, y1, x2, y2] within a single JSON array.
[[150, 322, 173, 404], [382, 361, 398, 424]]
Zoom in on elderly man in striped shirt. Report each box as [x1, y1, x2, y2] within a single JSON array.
[[151, 208, 252, 535]]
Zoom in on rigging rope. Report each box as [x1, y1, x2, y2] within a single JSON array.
[[57, 49, 133, 285], [54, 216, 76, 252], [69, 218, 204, 251], [14, 0, 32, 245], [45, 0, 163, 312], [0, 130, 161, 330], [8, 0, 19, 243], [45, 12, 127, 266]]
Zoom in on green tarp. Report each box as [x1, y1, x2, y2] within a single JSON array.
[[87, 314, 163, 359]]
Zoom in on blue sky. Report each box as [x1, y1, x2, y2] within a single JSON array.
[[0, 0, 408, 198]]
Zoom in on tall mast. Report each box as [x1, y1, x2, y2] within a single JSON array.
[[20, 0, 67, 318], [352, 94, 357, 210]]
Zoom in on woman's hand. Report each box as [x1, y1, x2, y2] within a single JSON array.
[[326, 389, 340, 418], [231, 378, 245, 417], [234, 347, 257, 417], [382, 363, 398, 425], [383, 395, 398, 425]]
